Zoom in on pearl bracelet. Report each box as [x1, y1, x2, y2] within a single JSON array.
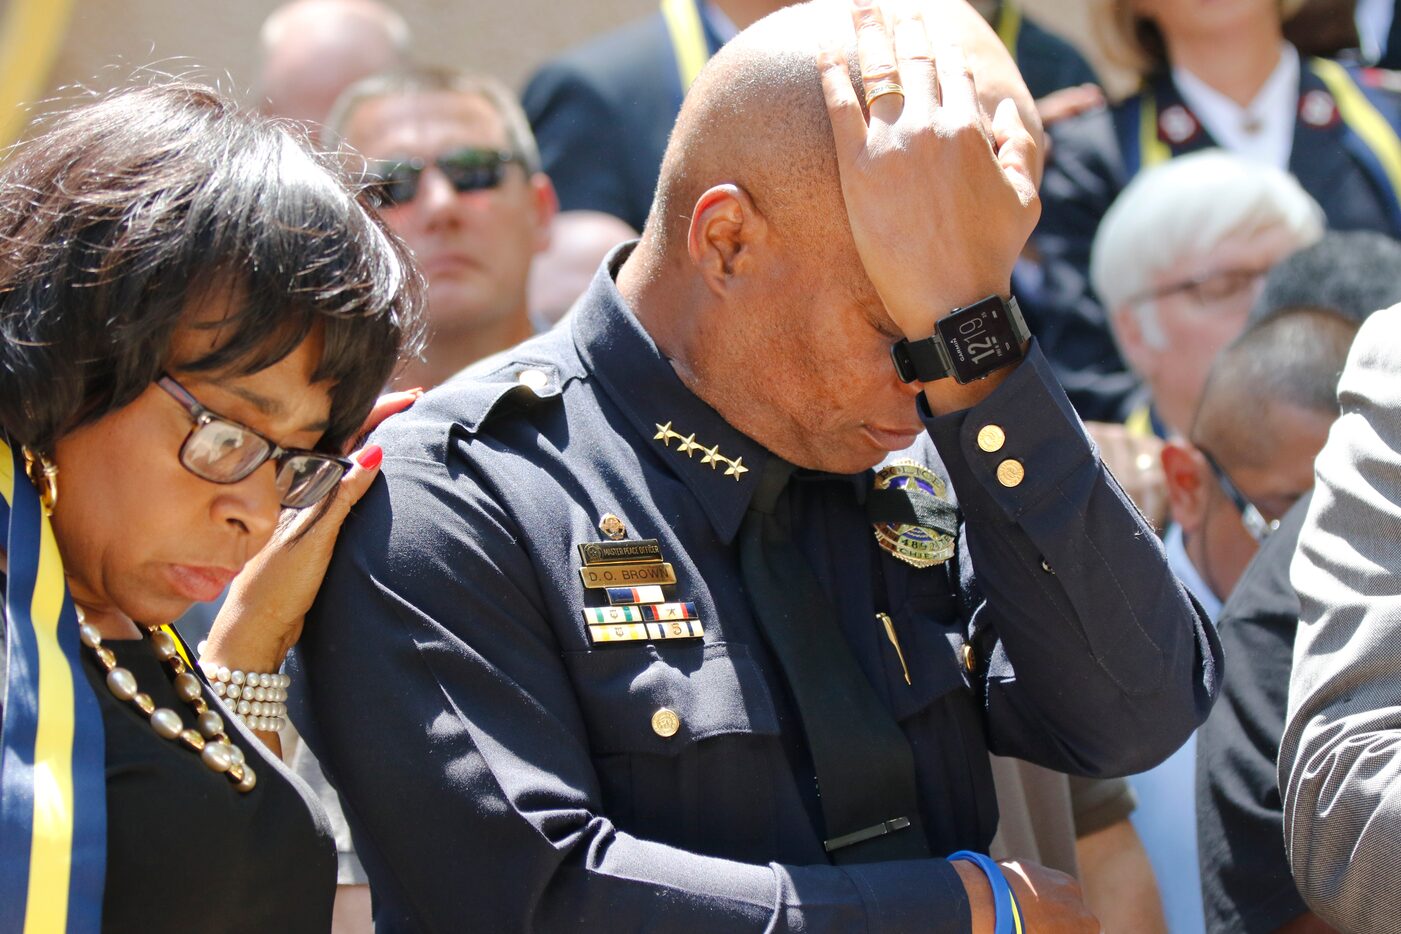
[[198, 660, 291, 732]]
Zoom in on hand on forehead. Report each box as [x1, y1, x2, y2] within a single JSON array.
[[830, 0, 1042, 155]]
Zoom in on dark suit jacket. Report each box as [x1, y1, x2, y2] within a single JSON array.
[[523, 3, 1097, 233], [1195, 493, 1312, 933], [521, 5, 725, 232]]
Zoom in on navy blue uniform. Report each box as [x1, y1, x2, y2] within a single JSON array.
[[1027, 54, 1401, 421], [298, 248, 1220, 932]]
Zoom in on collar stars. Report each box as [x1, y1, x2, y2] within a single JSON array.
[[654, 421, 749, 480]]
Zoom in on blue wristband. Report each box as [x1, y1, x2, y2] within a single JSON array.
[[949, 851, 1025, 934]]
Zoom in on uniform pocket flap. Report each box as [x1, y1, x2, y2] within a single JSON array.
[[563, 641, 780, 757], [885, 625, 974, 722]]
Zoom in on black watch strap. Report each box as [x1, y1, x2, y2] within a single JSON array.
[[890, 295, 1030, 384]]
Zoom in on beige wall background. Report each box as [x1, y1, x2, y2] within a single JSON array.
[[37, 0, 1107, 117]]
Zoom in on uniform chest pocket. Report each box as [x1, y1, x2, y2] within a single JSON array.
[[883, 619, 973, 722], [883, 562, 974, 720], [562, 641, 780, 756]]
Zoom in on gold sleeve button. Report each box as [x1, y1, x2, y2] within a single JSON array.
[[977, 425, 1006, 453], [651, 708, 681, 738], [961, 643, 976, 673], [996, 459, 1025, 488]]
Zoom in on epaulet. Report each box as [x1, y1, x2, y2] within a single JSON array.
[[442, 329, 581, 435], [1360, 66, 1401, 94]]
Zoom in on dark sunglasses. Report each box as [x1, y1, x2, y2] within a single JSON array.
[[1199, 447, 1279, 542], [366, 147, 525, 207], [158, 375, 351, 510]]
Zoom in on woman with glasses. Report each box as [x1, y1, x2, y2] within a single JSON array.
[[1023, 0, 1401, 424], [0, 82, 424, 931]]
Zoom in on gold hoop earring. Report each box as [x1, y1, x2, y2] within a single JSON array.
[[21, 447, 58, 516]]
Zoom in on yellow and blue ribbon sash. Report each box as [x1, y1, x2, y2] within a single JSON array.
[[1308, 57, 1401, 232], [0, 438, 105, 933], [1137, 92, 1173, 169]]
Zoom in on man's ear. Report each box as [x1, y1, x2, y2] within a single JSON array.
[[528, 173, 560, 254], [687, 184, 768, 294], [1162, 439, 1210, 534]]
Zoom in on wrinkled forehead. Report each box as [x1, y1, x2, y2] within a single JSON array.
[[342, 90, 509, 161]]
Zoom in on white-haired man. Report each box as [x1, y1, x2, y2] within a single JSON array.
[[1091, 149, 1325, 441]]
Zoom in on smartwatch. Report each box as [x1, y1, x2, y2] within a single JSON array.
[[890, 295, 1030, 384]]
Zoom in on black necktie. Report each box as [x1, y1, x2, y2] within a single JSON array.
[[738, 457, 930, 863]]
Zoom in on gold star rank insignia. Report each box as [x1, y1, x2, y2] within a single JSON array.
[[651, 422, 750, 482]]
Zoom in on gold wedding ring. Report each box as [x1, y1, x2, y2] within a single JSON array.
[[864, 80, 905, 108]]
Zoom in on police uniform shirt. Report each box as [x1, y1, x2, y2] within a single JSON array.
[[1026, 49, 1401, 422], [296, 245, 1220, 932]]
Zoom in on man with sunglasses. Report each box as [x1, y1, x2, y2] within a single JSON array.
[[325, 67, 557, 390], [1188, 231, 1401, 934], [1134, 306, 1350, 934]]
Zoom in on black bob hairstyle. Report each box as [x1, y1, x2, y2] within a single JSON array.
[[0, 82, 426, 457]]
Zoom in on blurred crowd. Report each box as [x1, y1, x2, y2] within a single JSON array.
[[10, 0, 1401, 930]]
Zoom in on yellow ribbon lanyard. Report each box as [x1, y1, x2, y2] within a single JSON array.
[[661, 0, 711, 93], [1124, 404, 1154, 439], [1308, 57, 1401, 206], [995, 1, 1022, 61], [1137, 92, 1172, 168]]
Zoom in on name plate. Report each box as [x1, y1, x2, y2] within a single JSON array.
[[578, 562, 677, 589]]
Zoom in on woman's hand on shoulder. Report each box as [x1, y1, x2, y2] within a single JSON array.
[[201, 388, 421, 674]]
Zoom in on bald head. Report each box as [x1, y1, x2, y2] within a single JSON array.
[[641, 0, 1039, 269], [616, 0, 1039, 474], [1192, 309, 1355, 469], [258, 0, 411, 127]]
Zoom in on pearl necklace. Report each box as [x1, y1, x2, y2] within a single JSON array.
[[80, 622, 256, 793]]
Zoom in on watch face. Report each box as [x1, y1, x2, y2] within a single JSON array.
[[936, 299, 1021, 382]]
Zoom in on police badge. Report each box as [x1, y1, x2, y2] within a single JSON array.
[[871, 459, 956, 569]]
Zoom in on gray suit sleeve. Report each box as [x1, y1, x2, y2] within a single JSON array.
[[1282, 301, 1401, 931]]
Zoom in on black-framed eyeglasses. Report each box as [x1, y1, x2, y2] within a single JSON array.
[[1129, 268, 1266, 309], [158, 375, 350, 510], [1199, 447, 1279, 542], [365, 147, 525, 207]]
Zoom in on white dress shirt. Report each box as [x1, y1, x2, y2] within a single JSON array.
[[1173, 44, 1299, 172]]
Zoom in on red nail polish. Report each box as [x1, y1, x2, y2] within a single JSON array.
[[356, 444, 383, 470]]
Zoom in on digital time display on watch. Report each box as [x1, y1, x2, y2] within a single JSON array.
[[890, 295, 1030, 384], [937, 299, 1021, 380]]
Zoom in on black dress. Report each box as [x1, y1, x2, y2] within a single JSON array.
[[1, 605, 336, 932]]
